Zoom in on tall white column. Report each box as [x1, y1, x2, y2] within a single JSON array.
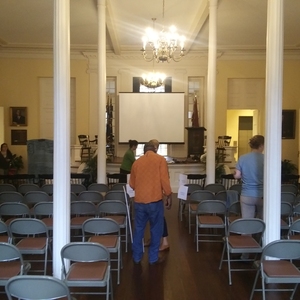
[[206, 0, 218, 184], [264, 0, 284, 245], [97, 0, 107, 183], [53, 0, 71, 277]]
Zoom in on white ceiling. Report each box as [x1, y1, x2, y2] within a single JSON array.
[[0, 0, 299, 56]]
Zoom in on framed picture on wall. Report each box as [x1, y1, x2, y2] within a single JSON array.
[[11, 130, 27, 145], [10, 107, 27, 126], [282, 110, 296, 139]]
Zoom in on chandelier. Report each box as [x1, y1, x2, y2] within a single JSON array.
[[141, 0, 185, 63], [140, 71, 166, 89]]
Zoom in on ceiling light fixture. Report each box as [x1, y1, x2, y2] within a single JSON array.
[[141, 0, 185, 63]]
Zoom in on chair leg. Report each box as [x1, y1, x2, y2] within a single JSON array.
[[218, 242, 226, 270], [249, 269, 260, 300], [291, 283, 299, 300], [196, 218, 199, 252], [226, 244, 232, 285], [188, 206, 191, 234]]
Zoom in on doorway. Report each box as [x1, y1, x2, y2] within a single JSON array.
[[238, 116, 253, 157]]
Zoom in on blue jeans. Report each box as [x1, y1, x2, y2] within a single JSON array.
[[132, 200, 164, 263]]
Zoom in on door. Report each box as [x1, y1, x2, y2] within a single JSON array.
[[238, 116, 253, 157]]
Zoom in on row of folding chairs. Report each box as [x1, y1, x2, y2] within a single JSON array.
[[216, 217, 300, 299], [1, 241, 113, 299]]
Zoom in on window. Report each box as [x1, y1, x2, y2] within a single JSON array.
[[136, 143, 168, 157]]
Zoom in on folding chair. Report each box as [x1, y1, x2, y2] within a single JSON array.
[[0, 184, 16, 192], [188, 190, 215, 234], [40, 183, 53, 195], [204, 183, 226, 194], [111, 183, 127, 191], [82, 218, 122, 284], [281, 183, 298, 195], [88, 183, 109, 193], [0, 243, 31, 288], [219, 218, 265, 285], [61, 242, 113, 300], [70, 201, 96, 240], [226, 201, 241, 227], [0, 220, 10, 243], [78, 190, 104, 204], [71, 183, 86, 195], [229, 183, 242, 195], [287, 219, 300, 240], [0, 202, 30, 226], [9, 218, 49, 275], [18, 183, 41, 195], [281, 191, 297, 205], [281, 201, 293, 235], [33, 202, 53, 232], [0, 191, 24, 203], [98, 200, 129, 252], [196, 200, 227, 252], [250, 240, 300, 300], [178, 183, 202, 222], [5, 275, 72, 300]]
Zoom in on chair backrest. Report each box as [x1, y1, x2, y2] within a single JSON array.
[[105, 190, 128, 202], [0, 184, 16, 192], [41, 183, 54, 195], [78, 135, 90, 147], [18, 183, 41, 195], [262, 239, 300, 261], [88, 183, 109, 193], [61, 242, 110, 266], [98, 200, 127, 215], [228, 218, 265, 235], [281, 191, 296, 204], [33, 202, 53, 218], [227, 201, 241, 216], [204, 183, 226, 194], [71, 183, 86, 194], [221, 174, 240, 190], [215, 190, 227, 202], [78, 190, 104, 203], [184, 183, 203, 194], [281, 201, 293, 217], [229, 183, 242, 194], [111, 183, 127, 191], [0, 191, 24, 203], [71, 201, 96, 215], [9, 218, 48, 236], [186, 174, 206, 187], [197, 200, 227, 215], [70, 192, 78, 202], [24, 191, 50, 206], [5, 275, 72, 300], [217, 136, 231, 148], [288, 219, 300, 237], [0, 202, 30, 219], [82, 217, 120, 237], [189, 190, 215, 202], [281, 184, 298, 195], [107, 173, 127, 188]]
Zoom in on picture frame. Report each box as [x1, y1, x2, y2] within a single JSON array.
[[10, 107, 27, 126], [282, 110, 296, 139], [11, 130, 27, 145]]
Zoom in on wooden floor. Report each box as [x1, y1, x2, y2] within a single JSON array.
[[1, 198, 300, 300]]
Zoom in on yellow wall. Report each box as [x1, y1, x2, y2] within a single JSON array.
[[0, 57, 89, 171], [0, 56, 300, 172]]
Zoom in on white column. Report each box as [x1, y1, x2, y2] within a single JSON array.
[[206, 0, 218, 184], [264, 0, 284, 245], [97, 0, 107, 184], [53, 0, 71, 277]]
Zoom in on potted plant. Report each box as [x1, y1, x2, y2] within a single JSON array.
[[83, 155, 97, 184], [281, 159, 297, 175], [8, 154, 24, 175]]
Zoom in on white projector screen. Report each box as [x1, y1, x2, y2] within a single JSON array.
[[119, 93, 185, 143]]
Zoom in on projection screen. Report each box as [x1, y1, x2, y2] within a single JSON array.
[[119, 93, 185, 143]]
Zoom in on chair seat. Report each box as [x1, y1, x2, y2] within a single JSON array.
[[288, 235, 300, 240], [228, 235, 261, 249], [0, 261, 22, 279], [264, 260, 300, 278], [190, 203, 198, 212], [71, 216, 93, 227], [106, 215, 126, 226], [89, 235, 118, 249], [41, 217, 53, 228], [0, 235, 9, 243], [67, 262, 108, 281], [16, 237, 47, 250], [198, 215, 224, 225]]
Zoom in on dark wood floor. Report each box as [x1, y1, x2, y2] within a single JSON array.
[[1, 198, 300, 300]]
